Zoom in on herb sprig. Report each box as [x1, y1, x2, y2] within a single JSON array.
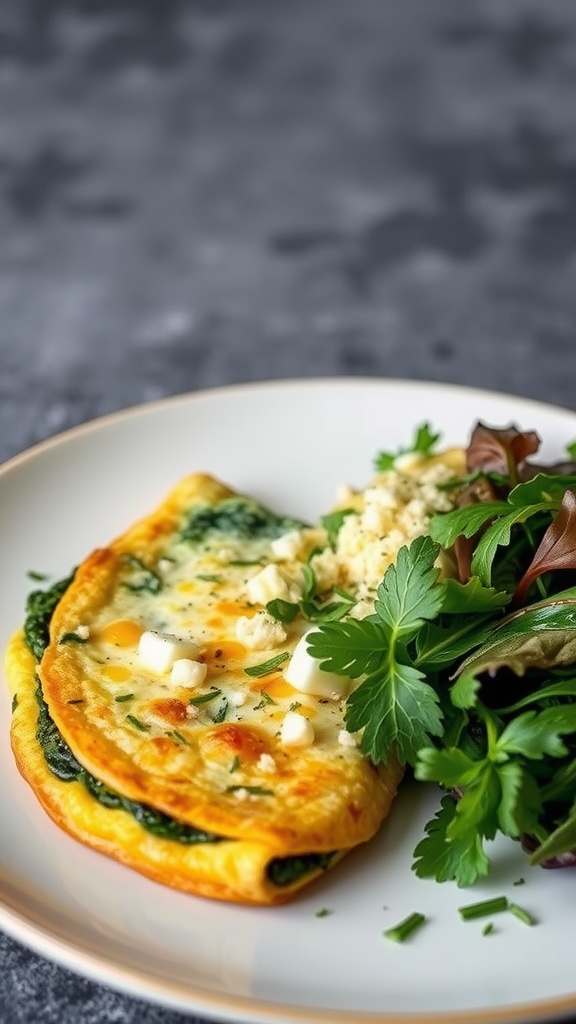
[[312, 421, 576, 886]]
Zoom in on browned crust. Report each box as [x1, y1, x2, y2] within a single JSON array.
[[7, 631, 355, 905]]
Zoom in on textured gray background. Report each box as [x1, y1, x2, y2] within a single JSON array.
[[2, 0, 576, 1022]]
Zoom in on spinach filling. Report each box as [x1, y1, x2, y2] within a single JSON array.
[[267, 852, 336, 887], [180, 497, 305, 544], [23, 566, 337, 885]]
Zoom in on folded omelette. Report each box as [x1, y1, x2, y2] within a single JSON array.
[[6, 455, 461, 904]]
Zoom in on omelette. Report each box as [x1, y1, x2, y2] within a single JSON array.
[[5, 454, 462, 905]]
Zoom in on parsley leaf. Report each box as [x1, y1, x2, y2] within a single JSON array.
[[345, 662, 443, 766], [374, 423, 442, 471], [310, 536, 445, 766], [373, 535, 443, 636], [412, 795, 490, 887]]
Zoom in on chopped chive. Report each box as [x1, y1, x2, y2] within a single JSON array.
[[66, 698, 85, 705], [189, 689, 222, 705], [11, 694, 18, 713], [315, 907, 330, 918], [225, 784, 274, 796], [245, 652, 289, 678], [228, 559, 264, 566], [196, 573, 222, 583], [115, 693, 134, 703], [27, 570, 48, 581], [229, 755, 241, 773], [384, 912, 426, 943], [513, 877, 525, 886], [289, 700, 302, 712], [254, 691, 276, 710], [126, 713, 150, 732], [170, 730, 189, 745], [509, 903, 536, 927], [482, 922, 494, 936], [458, 896, 509, 921], [212, 700, 228, 724]]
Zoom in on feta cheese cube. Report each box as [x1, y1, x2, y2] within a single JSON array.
[[284, 631, 350, 699], [170, 658, 207, 687], [280, 711, 315, 748], [138, 630, 200, 674]]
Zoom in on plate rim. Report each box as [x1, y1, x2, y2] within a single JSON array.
[[3, 376, 576, 1024], [3, 375, 576, 479]]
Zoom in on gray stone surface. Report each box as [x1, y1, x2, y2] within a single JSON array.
[[2, 0, 576, 1021]]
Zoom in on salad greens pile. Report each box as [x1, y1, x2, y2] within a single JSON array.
[[309, 421, 576, 887]]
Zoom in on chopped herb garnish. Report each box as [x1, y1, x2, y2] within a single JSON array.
[[301, 562, 317, 600], [11, 694, 18, 713], [320, 508, 356, 548], [245, 652, 290, 678], [482, 922, 494, 936], [170, 730, 189, 745], [458, 897, 509, 921], [122, 554, 162, 595], [229, 755, 241, 773], [189, 689, 222, 705], [212, 700, 228, 724], [513, 877, 525, 887], [228, 559, 264, 567], [509, 903, 536, 926], [289, 700, 302, 712], [26, 570, 48, 581], [225, 785, 274, 796], [383, 912, 427, 943], [375, 422, 441, 471], [315, 907, 330, 918], [254, 691, 276, 710], [126, 714, 150, 732], [195, 573, 222, 583], [66, 698, 85, 705], [114, 693, 134, 703], [266, 598, 299, 623]]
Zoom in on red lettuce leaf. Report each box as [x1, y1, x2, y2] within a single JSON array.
[[514, 490, 576, 606], [466, 422, 541, 483]]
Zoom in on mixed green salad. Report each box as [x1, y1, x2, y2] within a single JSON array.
[[310, 420, 576, 887]]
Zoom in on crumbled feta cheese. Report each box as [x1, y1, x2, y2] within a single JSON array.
[[336, 483, 357, 504], [245, 563, 302, 605], [257, 753, 277, 773], [232, 787, 250, 801], [284, 631, 350, 699], [235, 612, 287, 650], [138, 630, 200, 674], [280, 711, 315, 748], [309, 547, 341, 592], [270, 529, 303, 561], [229, 690, 247, 707], [338, 729, 358, 748], [76, 624, 90, 640], [331, 453, 461, 600], [170, 658, 207, 687], [393, 452, 422, 471]]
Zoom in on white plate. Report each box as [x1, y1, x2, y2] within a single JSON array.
[[2, 378, 576, 1024]]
